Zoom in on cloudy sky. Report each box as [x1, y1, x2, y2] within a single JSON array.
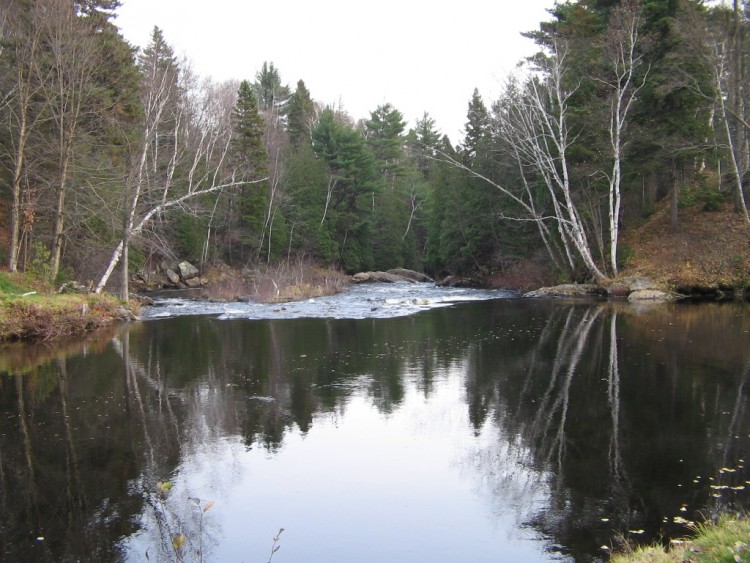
[[114, 0, 558, 140]]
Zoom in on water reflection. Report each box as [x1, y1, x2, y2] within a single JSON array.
[[0, 300, 748, 561]]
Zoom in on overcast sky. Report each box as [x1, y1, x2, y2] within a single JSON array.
[[114, 0, 558, 141]]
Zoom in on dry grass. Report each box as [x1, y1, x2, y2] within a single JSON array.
[[623, 201, 750, 289], [0, 292, 134, 341], [486, 256, 557, 291], [611, 516, 750, 563], [203, 260, 348, 303]]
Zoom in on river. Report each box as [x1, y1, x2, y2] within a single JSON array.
[[0, 283, 748, 562]]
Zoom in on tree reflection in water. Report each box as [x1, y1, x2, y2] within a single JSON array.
[[0, 300, 748, 561]]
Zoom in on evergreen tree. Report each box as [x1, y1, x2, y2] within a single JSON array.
[[253, 61, 290, 113], [408, 112, 442, 178], [312, 108, 377, 272], [364, 103, 406, 186], [231, 80, 269, 262], [286, 79, 315, 147]]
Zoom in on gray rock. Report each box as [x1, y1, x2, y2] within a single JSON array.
[[606, 283, 630, 298], [351, 271, 412, 283], [436, 275, 483, 288], [622, 276, 658, 292], [165, 269, 181, 285], [386, 268, 434, 283], [184, 277, 203, 288], [178, 261, 199, 280], [628, 289, 678, 303], [524, 284, 607, 298]]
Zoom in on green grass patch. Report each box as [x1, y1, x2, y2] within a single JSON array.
[[0, 272, 37, 296], [611, 515, 750, 562], [0, 291, 135, 341]]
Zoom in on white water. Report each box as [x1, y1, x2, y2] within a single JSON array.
[[141, 281, 519, 321]]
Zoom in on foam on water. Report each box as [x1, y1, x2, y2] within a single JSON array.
[[140, 281, 519, 321]]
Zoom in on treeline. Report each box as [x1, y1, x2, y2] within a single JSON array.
[[0, 0, 748, 296]]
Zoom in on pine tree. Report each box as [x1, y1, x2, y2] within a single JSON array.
[[365, 103, 406, 185], [462, 89, 490, 165], [286, 79, 315, 147], [408, 112, 442, 178], [232, 80, 269, 262], [253, 61, 290, 113]]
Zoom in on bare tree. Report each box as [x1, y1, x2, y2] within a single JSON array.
[[708, 2, 750, 222], [1, 1, 45, 272], [94, 51, 262, 296], [597, 0, 650, 274], [451, 42, 607, 281], [38, 0, 103, 279]]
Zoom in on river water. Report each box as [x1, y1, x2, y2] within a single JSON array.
[[0, 283, 748, 562]]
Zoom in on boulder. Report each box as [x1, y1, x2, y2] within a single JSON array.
[[606, 283, 630, 298], [178, 261, 199, 280], [165, 268, 181, 285], [621, 276, 659, 292], [184, 277, 204, 288], [436, 275, 483, 288], [386, 268, 434, 283], [350, 271, 413, 283], [628, 289, 679, 303], [524, 284, 607, 298], [160, 260, 178, 274]]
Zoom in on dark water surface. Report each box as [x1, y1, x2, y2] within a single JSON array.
[[1, 287, 749, 562]]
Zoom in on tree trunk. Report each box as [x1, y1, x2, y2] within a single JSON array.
[[670, 159, 680, 231]]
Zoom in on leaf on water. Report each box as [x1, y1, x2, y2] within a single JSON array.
[[189, 497, 201, 505], [203, 500, 215, 512], [157, 481, 174, 493], [172, 534, 186, 550], [720, 467, 737, 473], [600, 545, 610, 550], [628, 530, 645, 534]]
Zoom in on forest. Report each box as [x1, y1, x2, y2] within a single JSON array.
[[1, 0, 749, 299]]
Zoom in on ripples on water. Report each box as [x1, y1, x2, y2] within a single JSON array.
[[142, 281, 520, 320]]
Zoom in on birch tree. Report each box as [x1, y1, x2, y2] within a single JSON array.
[[597, 0, 649, 274], [707, 1, 750, 223], [94, 32, 261, 297], [512, 44, 606, 280]]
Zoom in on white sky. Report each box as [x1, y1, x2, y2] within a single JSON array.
[[114, 0, 558, 141]]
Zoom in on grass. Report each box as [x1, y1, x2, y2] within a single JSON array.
[[611, 515, 750, 562], [204, 260, 348, 303], [0, 271, 137, 341]]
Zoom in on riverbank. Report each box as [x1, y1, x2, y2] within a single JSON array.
[[611, 515, 749, 562], [0, 272, 136, 341]]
